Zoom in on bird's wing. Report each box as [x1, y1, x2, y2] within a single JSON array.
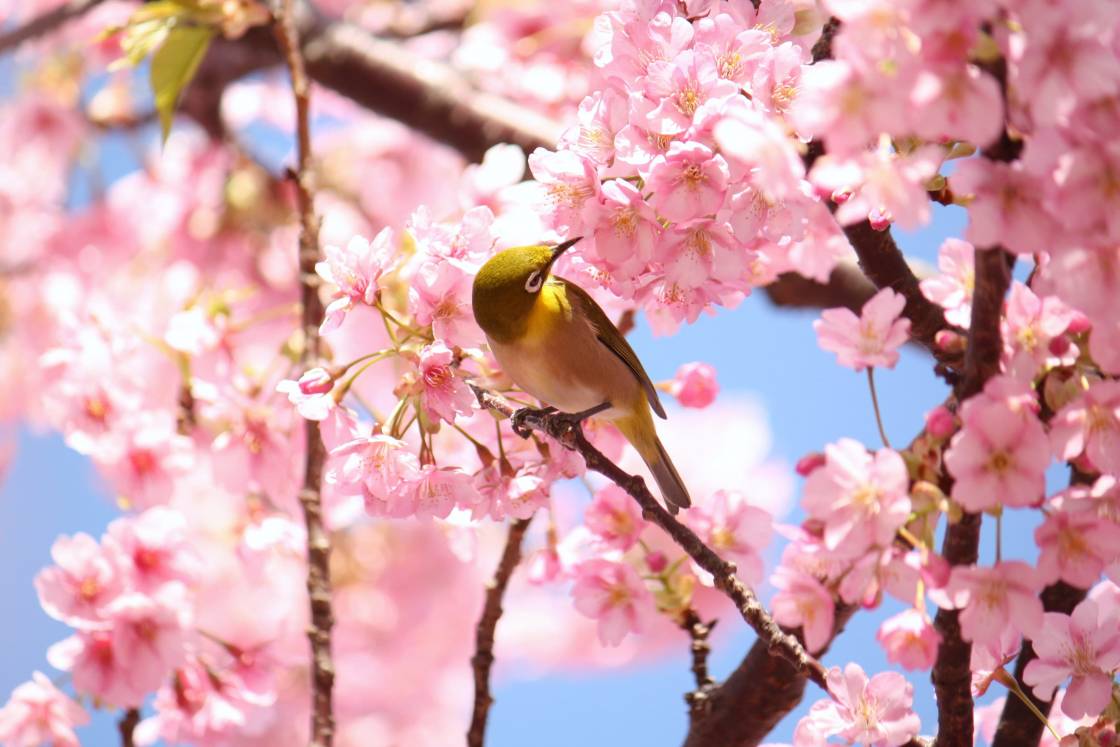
[[558, 278, 667, 419]]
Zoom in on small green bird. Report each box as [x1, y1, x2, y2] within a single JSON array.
[[472, 237, 691, 513]]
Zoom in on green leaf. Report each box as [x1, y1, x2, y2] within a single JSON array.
[[150, 24, 214, 144]]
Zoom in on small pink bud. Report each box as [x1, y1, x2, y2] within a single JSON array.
[[1048, 335, 1071, 357], [669, 362, 719, 408], [298, 367, 334, 395], [935, 329, 966, 354], [795, 452, 826, 476], [868, 207, 892, 231], [831, 186, 854, 204], [646, 551, 668, 574], [924, 405, 955, 439]]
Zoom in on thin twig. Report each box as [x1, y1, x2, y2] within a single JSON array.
[[866, 368, 891, 448], [680, 609, 718, 721], [467, 517, 532, 747], [118, 708, 140, 747], [272, 2, 335, 745], [0, 0, 105, 54], [471, 385, 828, 691]]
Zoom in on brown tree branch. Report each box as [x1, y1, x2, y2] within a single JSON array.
[[272, 2, 335, 745], [931, 55, 1018, 745], [679, 609, 718, 721], [299, 20, 562, 162], [764, 261, 879, 315], [930, 510, 981, 747], [118, 707, 139, 747], [468, 517, 532, 747], [471, 385, 829, 692], [684, 603, 857, 747], [929, 245, 1011, 747], [928, 44, 1022, 747], [0, 0, 105, 54]]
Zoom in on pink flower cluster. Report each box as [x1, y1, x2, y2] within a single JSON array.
[[35, 509, 196, 709], [525, 0, 853, 331]]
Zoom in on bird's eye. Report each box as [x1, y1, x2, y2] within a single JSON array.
[[524, 270, 544, 293]]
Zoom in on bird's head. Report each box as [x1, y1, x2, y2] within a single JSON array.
[[471, 237, 581, 343]]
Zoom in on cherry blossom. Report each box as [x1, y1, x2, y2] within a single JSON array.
[[584, 484, 646, 552], [571, 558, 653, 646], [1035, 507, 1120, 588], [0, 672, 88, 747], [316, 229, 398, 333], [1023, 598, 1120, 720], [646, 142, 730, 222], [771, 566, 835, 654], [935, 561, 1044, 648], [876, 609, 940, 671], [814, 288, 911, 371], [944, 376, 1050, 511], [35, 533, 123, 628], [795, 663, 921, 747], [802, 438, 910, 558], [686, 490, 773, 584], [920, 238, 975, 328], [1050, 380, 1120, 478], [667, 361, 719, 408]]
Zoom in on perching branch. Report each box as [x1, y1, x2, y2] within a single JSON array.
[[471, 385, 829, 692], [272, 2, 335, 746], [679, 609, 718, 722], [468, 517, 532, 747], [0, 0, 105, 55], [118, 707, 140, 747]]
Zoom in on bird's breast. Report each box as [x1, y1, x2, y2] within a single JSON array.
[[487, 287, 640, 418]]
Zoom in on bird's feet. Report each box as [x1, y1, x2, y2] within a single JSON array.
[[509, 402, 612, 441], [510, 406, 556, 439]]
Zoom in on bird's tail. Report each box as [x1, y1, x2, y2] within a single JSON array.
[[615, 410, 691, 514]]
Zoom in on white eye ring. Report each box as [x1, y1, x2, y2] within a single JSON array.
[[525, 271, 544, 293]]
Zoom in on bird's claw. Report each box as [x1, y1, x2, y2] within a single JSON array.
[[510, 406, 556, 439]]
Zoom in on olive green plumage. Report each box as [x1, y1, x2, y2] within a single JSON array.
[[471, 238, 691, 513]]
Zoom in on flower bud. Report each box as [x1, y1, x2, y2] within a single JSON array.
[[298, 367, 335, 395], [924, 405, 956, 439], [646, 551, 668, 574], [795, 452, 826, 476]]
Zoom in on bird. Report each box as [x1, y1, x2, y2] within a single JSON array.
[[471, 237, 691, 513]]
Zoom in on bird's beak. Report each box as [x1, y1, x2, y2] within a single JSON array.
[[551, 236, 582, 260]]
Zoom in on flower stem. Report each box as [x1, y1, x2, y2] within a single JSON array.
[[866, 367, 891, 448], [1005, 676, 1061, 742]]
